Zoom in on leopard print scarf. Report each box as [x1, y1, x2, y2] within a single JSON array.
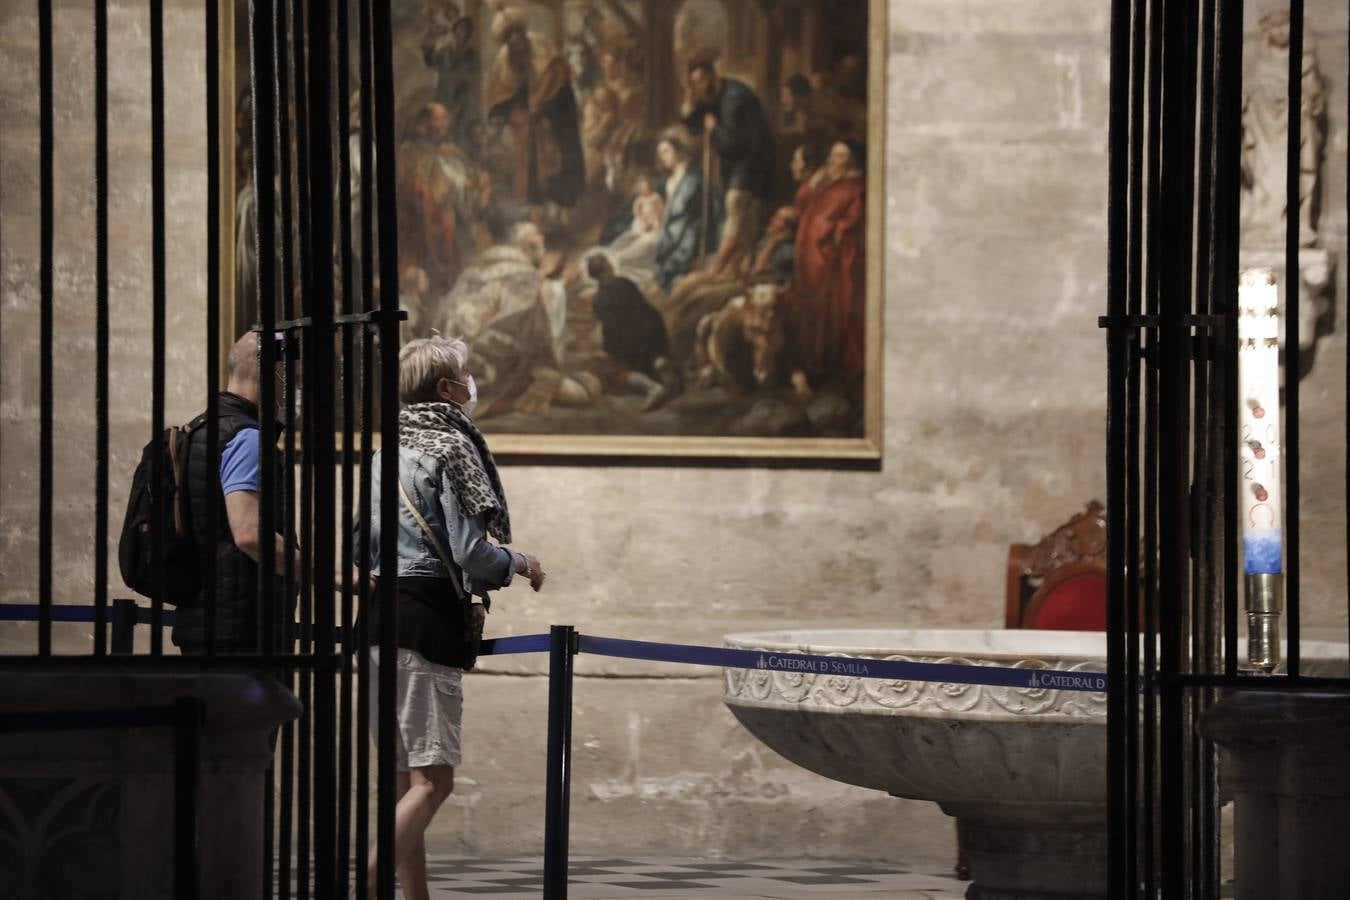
[[398, 402, 512, 544]]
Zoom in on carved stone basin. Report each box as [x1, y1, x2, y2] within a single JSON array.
[[722, 629, 1347, 900]]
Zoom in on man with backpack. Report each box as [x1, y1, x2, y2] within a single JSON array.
[[171, 330, 299, 654]]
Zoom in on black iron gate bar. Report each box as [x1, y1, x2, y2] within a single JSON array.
[[21, 0, 405, 898], [18, 2, 1350, 899], [1101, 0, 1348, 898]]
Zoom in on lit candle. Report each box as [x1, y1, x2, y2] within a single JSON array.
[[1238, 269, 1283, 672]]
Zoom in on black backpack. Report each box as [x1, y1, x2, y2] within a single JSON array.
[[118, 416, 207, 604]]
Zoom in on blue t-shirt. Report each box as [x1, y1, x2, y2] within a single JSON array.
[[219, 428, 261, 496]]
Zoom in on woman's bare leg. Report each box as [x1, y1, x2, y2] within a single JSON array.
[[359, 767, 454, 900]]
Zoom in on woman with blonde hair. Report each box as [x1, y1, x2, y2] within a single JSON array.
[[356, 333, 545, 900]]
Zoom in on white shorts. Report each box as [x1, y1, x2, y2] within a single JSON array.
[[367, 648, 463, 770]]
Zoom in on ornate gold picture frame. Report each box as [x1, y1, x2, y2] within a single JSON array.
[[219, 0, 884, 460]]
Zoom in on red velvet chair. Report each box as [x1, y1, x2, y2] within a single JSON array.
[[1004, 500, 1107, 631], [956, 501, 1108, 880]]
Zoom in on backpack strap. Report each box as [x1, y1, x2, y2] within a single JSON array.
[[396, 476, 469, 603], [167, 426, 187, 538]]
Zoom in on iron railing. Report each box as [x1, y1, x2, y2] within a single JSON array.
[[8, 1, 404, 897], [1104, 0, 1349, 897]]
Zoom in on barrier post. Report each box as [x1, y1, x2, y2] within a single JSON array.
[[172, 696, 203, 900], [111, 598, 136, 654], [543, 625, 577, 899]]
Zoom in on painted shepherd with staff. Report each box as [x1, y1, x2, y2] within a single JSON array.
[[681, 50, 777, 282]]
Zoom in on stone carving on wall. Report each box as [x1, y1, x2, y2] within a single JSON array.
[[724, 651, 1106, 720], [0, 778, 120, 900], [1241, 9, 1325, 247], [1240, 9, 1333, 367]]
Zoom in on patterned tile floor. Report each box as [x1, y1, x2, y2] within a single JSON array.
[[418, 855, 968, 899]]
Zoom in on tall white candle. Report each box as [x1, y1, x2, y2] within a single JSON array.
[[1237, 269, 1283, 576], [1238, 268, 1284, 671]]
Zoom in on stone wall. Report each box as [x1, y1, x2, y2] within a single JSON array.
[[1, 0, 1346, 864]]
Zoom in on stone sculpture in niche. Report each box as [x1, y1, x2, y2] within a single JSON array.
[[1240, 8, 1333, 369], [1241, 8, 1325, 247]]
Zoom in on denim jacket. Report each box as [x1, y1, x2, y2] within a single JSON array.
[[358, 447, 515, 597]]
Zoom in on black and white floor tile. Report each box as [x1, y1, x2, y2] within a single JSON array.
[[419, 855, 966, 898]]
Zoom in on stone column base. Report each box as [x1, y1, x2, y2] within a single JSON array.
[[938, 800, 1106, 899], [0, 671, 301, 900], [1200, 689, 1350, 900]]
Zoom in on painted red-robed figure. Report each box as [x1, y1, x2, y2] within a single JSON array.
[[791, 140, 865, 386]]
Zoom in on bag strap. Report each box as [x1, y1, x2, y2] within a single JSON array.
[[167, 426, 187, 537], [396, 476, 468, 602]]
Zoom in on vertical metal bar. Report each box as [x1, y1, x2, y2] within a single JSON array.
[[148, 0, 168, 654], [297, 415, 312, 900], [204, 0, 222, 658], [1217, 0, 1244, 681], [277, 9, 300, 895], [1123, 331, 1141, 900], [36, 0, 53, 657], [1283, 0, 1304, 677], [286, 1, 315, 885], [1192, 5, 1220, 895], [336, 0, 358, 888], [290, 0, 314, 321], [306, 1, 338, 895], [544, 625, 577, 900], [354, 0, 376, 894], [277, 3, 303, 889], [1124, 0, 1147, 887], [252, 0, 280, 658], [371, 0, 404, 892], [280, 703, 296, 899], [93, 0, 110, 657], [1156, 0, 1200, 893], [1104, 0, 1133, 895], [274, 0, 296, 658], [111, 598, 135, 654], [264, 758, 276, 900], [1189, 2, 1217, 893], [173, 697, 203, 900], [248, 0, 283, 886], [1141, 0, 1163, 887]]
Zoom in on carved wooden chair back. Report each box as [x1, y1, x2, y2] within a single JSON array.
[[1005, 500, 1108, 631]]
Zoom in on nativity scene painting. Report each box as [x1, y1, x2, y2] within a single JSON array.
[[227, 0, 882, 456]]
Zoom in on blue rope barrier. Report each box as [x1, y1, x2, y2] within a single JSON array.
[[0, 602, 177, 626], [0, 603, 1106, 693], [577, 635, 1107, 693], [0, 604, 105, 623], [478, 633, 552, 656]]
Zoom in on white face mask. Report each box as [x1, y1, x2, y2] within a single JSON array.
[[457, 375, 477, 416]]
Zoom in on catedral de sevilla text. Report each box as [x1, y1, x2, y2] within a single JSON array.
[[751, 650, 1108, 692], [757, 653, 873, 677], [1028, 670, 1108, 692]]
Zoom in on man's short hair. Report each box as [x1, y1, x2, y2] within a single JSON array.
[[228, 330, 296, 384], [399, 334, 468, 404], [227, 333, 260, 383]]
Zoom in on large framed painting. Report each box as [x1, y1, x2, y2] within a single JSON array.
[[220, 0, 885, 459]]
